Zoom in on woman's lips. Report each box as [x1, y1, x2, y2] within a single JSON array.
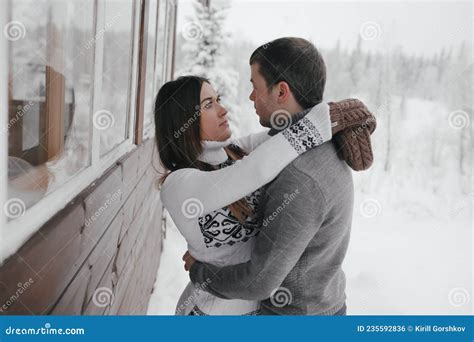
[[219, 120, 229, 127]]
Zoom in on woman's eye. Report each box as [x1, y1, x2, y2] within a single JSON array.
[[204, 101, 212, 109]]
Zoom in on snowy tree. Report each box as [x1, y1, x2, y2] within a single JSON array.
[[177, 0, 241, 134], [348, 35, 363, 92], [445, 42, 473, 178]]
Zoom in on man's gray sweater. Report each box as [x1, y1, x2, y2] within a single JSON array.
[[190, 112, 354, 315]]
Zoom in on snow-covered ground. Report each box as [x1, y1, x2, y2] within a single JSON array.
[[345, 194, 471, 315], [147, 194, 472, 315], [147, 213, 189, 315]]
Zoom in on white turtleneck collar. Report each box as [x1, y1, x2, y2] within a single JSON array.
[[197, 140, 231, 165]]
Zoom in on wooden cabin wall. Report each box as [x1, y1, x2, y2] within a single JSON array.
[[0, 138, 164, 315]]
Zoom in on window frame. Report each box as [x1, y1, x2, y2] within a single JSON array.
[[1, 0, 9, 248], [134, 0, 149, 146], [166, 0, 178, 82], [0, 0, 178, 264]]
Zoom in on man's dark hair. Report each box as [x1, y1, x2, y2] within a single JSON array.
[[249, 37, 326, 109]]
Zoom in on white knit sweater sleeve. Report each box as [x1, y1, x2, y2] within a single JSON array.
[[160, 103, 331, 219], [229, 130, 271, 153]]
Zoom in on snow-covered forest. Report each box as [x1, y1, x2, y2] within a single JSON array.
[[148, 0, 472, 315]]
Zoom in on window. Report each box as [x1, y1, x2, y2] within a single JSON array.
[[7, 0, 95, 215], [3, 0, 140, 228], [1, 0, 177, 261], [142, 0, 177, 140], [99, 0, 136, 156]]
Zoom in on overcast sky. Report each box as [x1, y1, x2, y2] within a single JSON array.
[[178, 0, 473, 57]]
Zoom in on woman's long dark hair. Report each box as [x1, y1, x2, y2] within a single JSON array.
[[154, 76, 252, 222], [154, 76, 210, 172]]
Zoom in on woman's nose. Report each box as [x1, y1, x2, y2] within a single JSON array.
[[217, 102, 227, 116], [249, 90, 255, 101]]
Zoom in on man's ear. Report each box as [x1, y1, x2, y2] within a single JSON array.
[[276, 81, 291, 104]]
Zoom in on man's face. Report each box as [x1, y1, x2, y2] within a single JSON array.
[[249, 63, 279, 128]]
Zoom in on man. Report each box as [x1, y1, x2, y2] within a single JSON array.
[[186, 37, 354, 315]]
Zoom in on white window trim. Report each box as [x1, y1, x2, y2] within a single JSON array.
[[149, 0, 159, 99], [0, 3, 9, 256], [127, 0, 141, 144], [0, 0, 143, 264]]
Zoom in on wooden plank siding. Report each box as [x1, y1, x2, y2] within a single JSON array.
[[0, 138, 163, 315]]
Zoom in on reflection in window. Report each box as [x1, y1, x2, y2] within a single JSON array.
[[7, 0, 94, 217], [99, 0, 135, 155]]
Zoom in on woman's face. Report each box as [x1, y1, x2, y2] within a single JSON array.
[[199, 82, 231, 141]]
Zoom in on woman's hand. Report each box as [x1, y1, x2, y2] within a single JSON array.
[[182, 251, 196, 271]]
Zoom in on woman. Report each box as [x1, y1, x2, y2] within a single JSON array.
[[154, 75, 332, 315]]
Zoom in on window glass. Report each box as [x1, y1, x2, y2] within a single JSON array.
[[99, 0, 135, 155], [7, 0, 94, 218]]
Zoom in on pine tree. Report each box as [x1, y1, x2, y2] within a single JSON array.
[[177, 0, 241, 134]]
